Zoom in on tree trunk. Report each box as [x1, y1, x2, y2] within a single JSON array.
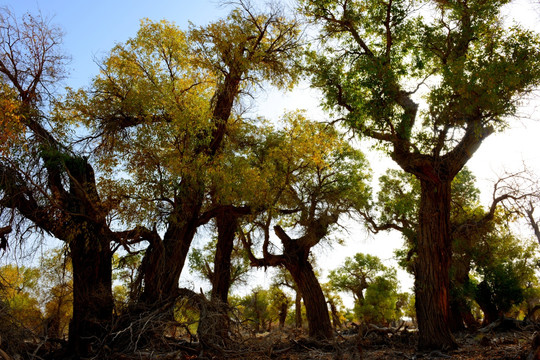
[[449, 299, 466, 332], [138, 179, 203, 310], [328, 300, 342, 330], [415, 179, 457, 349], [295, 290, 302, 329], [279, 302, 288, 329], [286, 260, 333, 340], [476, 280, 499, 326], [211, 210, 238, 303], [68, 227, 113, 357]]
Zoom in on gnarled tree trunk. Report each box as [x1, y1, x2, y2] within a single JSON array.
[[137, 177, 204, 311], [415, 179, 457, 349], [69, 228, 113, 356], [286, 260, 333, 340]]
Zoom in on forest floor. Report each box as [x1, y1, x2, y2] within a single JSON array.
[[221, 327, 537, 360], [12, 321, 539, 359], [103, 323, 538, 360]]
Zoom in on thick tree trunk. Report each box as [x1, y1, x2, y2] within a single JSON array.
[[211, 210, 238, 303], [68, 228, 113, 357], [138, 179, 203, 310], [415, 179, 457, 350], [286, 260, 333, 340]]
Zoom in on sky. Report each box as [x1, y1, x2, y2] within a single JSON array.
[[5, 0, 540, 303]]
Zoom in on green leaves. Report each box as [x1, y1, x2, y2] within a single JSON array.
[[305, 0, 540, 163]]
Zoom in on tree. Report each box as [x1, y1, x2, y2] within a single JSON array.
[[234, 287, 272, 334], [471, 225, 540, 325], [268, 285, 293, 329], [0, 9, 115, 355], [242, 114, 371, 339], [0, 264, 42, 331], [328, 253, 390, 304], [74, 2, 303, 317], [356, 272, 400, 326], [321, 282, 346, 330], [328, 253, 402, 326], [303, 0, 540, 349], [272, 266, 304, 329]]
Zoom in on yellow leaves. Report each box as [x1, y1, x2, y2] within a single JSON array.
[[0, 84, 25, 154]]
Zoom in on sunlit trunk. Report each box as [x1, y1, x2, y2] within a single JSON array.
[[415, 179, 457, 349]]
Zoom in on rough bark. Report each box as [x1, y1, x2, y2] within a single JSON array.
[[286, 260, 333, 340], [415, 179, 457, 349], [68, 228, 113, 356], [211, 209, 238, 303]]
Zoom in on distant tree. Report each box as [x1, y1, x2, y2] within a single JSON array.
[[303, 0, 540, 349], [272, 267, 304, 329], [268, 285, 292, 329], [0, 264, 42, 331], [328, 253, 390, 305], [321, 282, 346, 330], [472, 227, 539, 324], [242, 114, 371, 340], [234, 287, 272, 334], [40, 248, 73, 339], [356, 272, 400, 326], [328, 253, 401, 325]]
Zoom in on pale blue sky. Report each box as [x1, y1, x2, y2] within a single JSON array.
[[4, 0, 229, 88]]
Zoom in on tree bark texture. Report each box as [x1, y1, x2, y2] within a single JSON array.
[[211, 210, 238, 303], [415, 179, 457, 350], [286, 260, 333, 340], [138, 178, 203, 310], [68, 228, 113, 356]]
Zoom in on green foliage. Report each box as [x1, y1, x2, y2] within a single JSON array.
[[303, 0, 540, 153], [328, 253, 388, 302], [472, 230, 540, 317], [355, 273, 400, 326], [232, 287, 272, 333], [329, 253, 404, 325]]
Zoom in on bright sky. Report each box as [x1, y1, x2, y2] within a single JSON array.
[[6, 0, 540, 303]]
